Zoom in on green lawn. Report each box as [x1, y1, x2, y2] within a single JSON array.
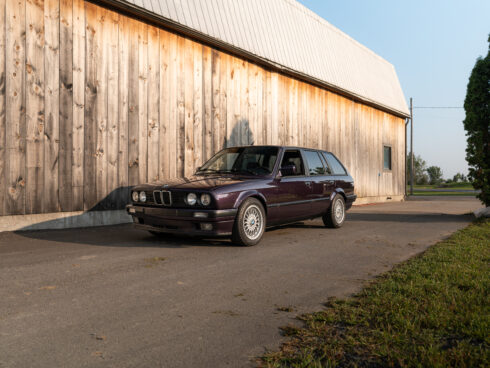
[[409, 183, 475, 191], [410, 191, 476, 197], [262, 220, 490, 367]]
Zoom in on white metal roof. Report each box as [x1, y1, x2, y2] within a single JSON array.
[[115, 0, 409, 117]]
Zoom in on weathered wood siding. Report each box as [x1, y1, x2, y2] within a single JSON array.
[[0, 0, 406, 215]]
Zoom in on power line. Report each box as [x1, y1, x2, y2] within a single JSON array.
[[413, 106, 463, 109]]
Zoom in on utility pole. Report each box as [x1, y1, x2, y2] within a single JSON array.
[[410, 97, 414, 195]]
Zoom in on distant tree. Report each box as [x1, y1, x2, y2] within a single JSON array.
[[426, 166, 443, 185], [452, 172, 468, 183], [463, 35, 490, 206], [406, 154, 429, 185]]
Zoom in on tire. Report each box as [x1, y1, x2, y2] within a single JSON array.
[[323, 195, 346, 228], [231, 198, 266, 246]]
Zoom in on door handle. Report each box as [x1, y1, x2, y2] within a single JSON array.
[[305, 181, 312, 187]]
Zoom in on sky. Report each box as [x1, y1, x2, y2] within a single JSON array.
[[298, 0, 489, 179]]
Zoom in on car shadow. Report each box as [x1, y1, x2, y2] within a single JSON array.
[[14, 224, 233, 249], [12, 212, 473, 249]]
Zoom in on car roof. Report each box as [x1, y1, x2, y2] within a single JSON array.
[[225, 145, 332, 154]]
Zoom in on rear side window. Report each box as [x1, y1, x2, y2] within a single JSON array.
[[303, 150, 326, 176], [323, 152, 347, 175]]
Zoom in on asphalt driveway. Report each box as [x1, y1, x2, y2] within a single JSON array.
[[0, 197, 482, 368]]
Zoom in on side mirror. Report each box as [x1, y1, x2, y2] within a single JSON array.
[[280, 164, 296, 177]]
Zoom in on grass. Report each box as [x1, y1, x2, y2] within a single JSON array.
[[261, 220, 490, 367], [411, 191, 476, 197], [411, 183, 474, 190]]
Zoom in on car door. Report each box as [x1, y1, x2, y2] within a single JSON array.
[[268, 149, 312, 224], [303, 150, 333, 216]]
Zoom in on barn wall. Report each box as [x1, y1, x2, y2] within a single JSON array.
[[0, 0, 406, 216]]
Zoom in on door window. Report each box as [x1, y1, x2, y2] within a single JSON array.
[[280, 150, 305, 176], [303, 151, 326, 176]]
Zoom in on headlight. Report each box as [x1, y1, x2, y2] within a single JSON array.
[[187, 193, 197, 205], [139, 191, 147, 203], [132, 191, 139, 202], [200, 193, 211, 206]]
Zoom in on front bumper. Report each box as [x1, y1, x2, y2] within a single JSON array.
[[126, 205, 237, 237]]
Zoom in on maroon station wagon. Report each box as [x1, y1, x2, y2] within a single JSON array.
[[126, 146, 356, 246]]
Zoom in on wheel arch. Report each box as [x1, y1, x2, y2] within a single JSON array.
[[233, 191, 268, 214]]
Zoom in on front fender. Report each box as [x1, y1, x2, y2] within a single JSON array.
[[233, 190, 268, 210]]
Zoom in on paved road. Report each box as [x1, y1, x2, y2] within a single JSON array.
[[0, 197, 482, 368]]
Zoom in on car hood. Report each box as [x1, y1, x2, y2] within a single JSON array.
[[134, 175, 246, 191]]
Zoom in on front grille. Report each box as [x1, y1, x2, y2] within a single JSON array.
[[153, 190, 172, 206], [144, 191, 155, 204]]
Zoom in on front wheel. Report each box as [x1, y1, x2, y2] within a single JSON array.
[[323, 195, 346, 228], [231, 198, 266, 246]]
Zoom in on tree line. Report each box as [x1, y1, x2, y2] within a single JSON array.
[[406, 155, 468, 186]]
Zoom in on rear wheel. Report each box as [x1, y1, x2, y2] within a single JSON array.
[[323, 195, 345, 228], [231, 198, 266, 246]]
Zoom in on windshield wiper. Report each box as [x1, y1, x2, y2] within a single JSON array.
[[231, 169, 258, 176], [196, 169, 233, 175]]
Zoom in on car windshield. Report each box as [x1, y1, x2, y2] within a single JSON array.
[[196, 146, 279, 176]]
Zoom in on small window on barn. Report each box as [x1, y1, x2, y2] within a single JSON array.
[[383, 146, 392, 170]]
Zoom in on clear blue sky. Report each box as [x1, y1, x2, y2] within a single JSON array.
[[298, 0, 489, 179]]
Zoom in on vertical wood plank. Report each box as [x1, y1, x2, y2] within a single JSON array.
[[193, 42, 203, 169], [147, 24, 159, 182], [202, 45, 212, 160], [232, 57, 240, 145], [0, 0, 6, 215], [225, 54, 234, 147], [44, 0, 59, 213], [158, 29, 170, 179], [106, 10, 119, 208], [256, 67, 263, 145], [5, 0, 26, 215], [248, 63, 257, 145], [127, 17, 139, 186], [270, 72, 278, 145], [95, 6, 108, 208], [183, 38, 194, 176], [117, 14, 129, 208], [240, 60, 249, 145], [59, 0, 73, 212], [168, 32, 178, 178], [25, 0, 44, 214], [84, 2, 97, 210], [211, 50, 220, 154], [176, 35, 185, 176], [218, 51, 227, 150], [137, 21, 148, 183], [72, 0, 85, 210]]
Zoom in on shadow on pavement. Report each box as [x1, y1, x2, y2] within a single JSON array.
[[12, 211, 474, 250], [13, 224, 232, 249], [347, 212, 473, 223]]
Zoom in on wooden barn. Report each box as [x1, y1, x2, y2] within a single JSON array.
[[0, 0, 410, 230]]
